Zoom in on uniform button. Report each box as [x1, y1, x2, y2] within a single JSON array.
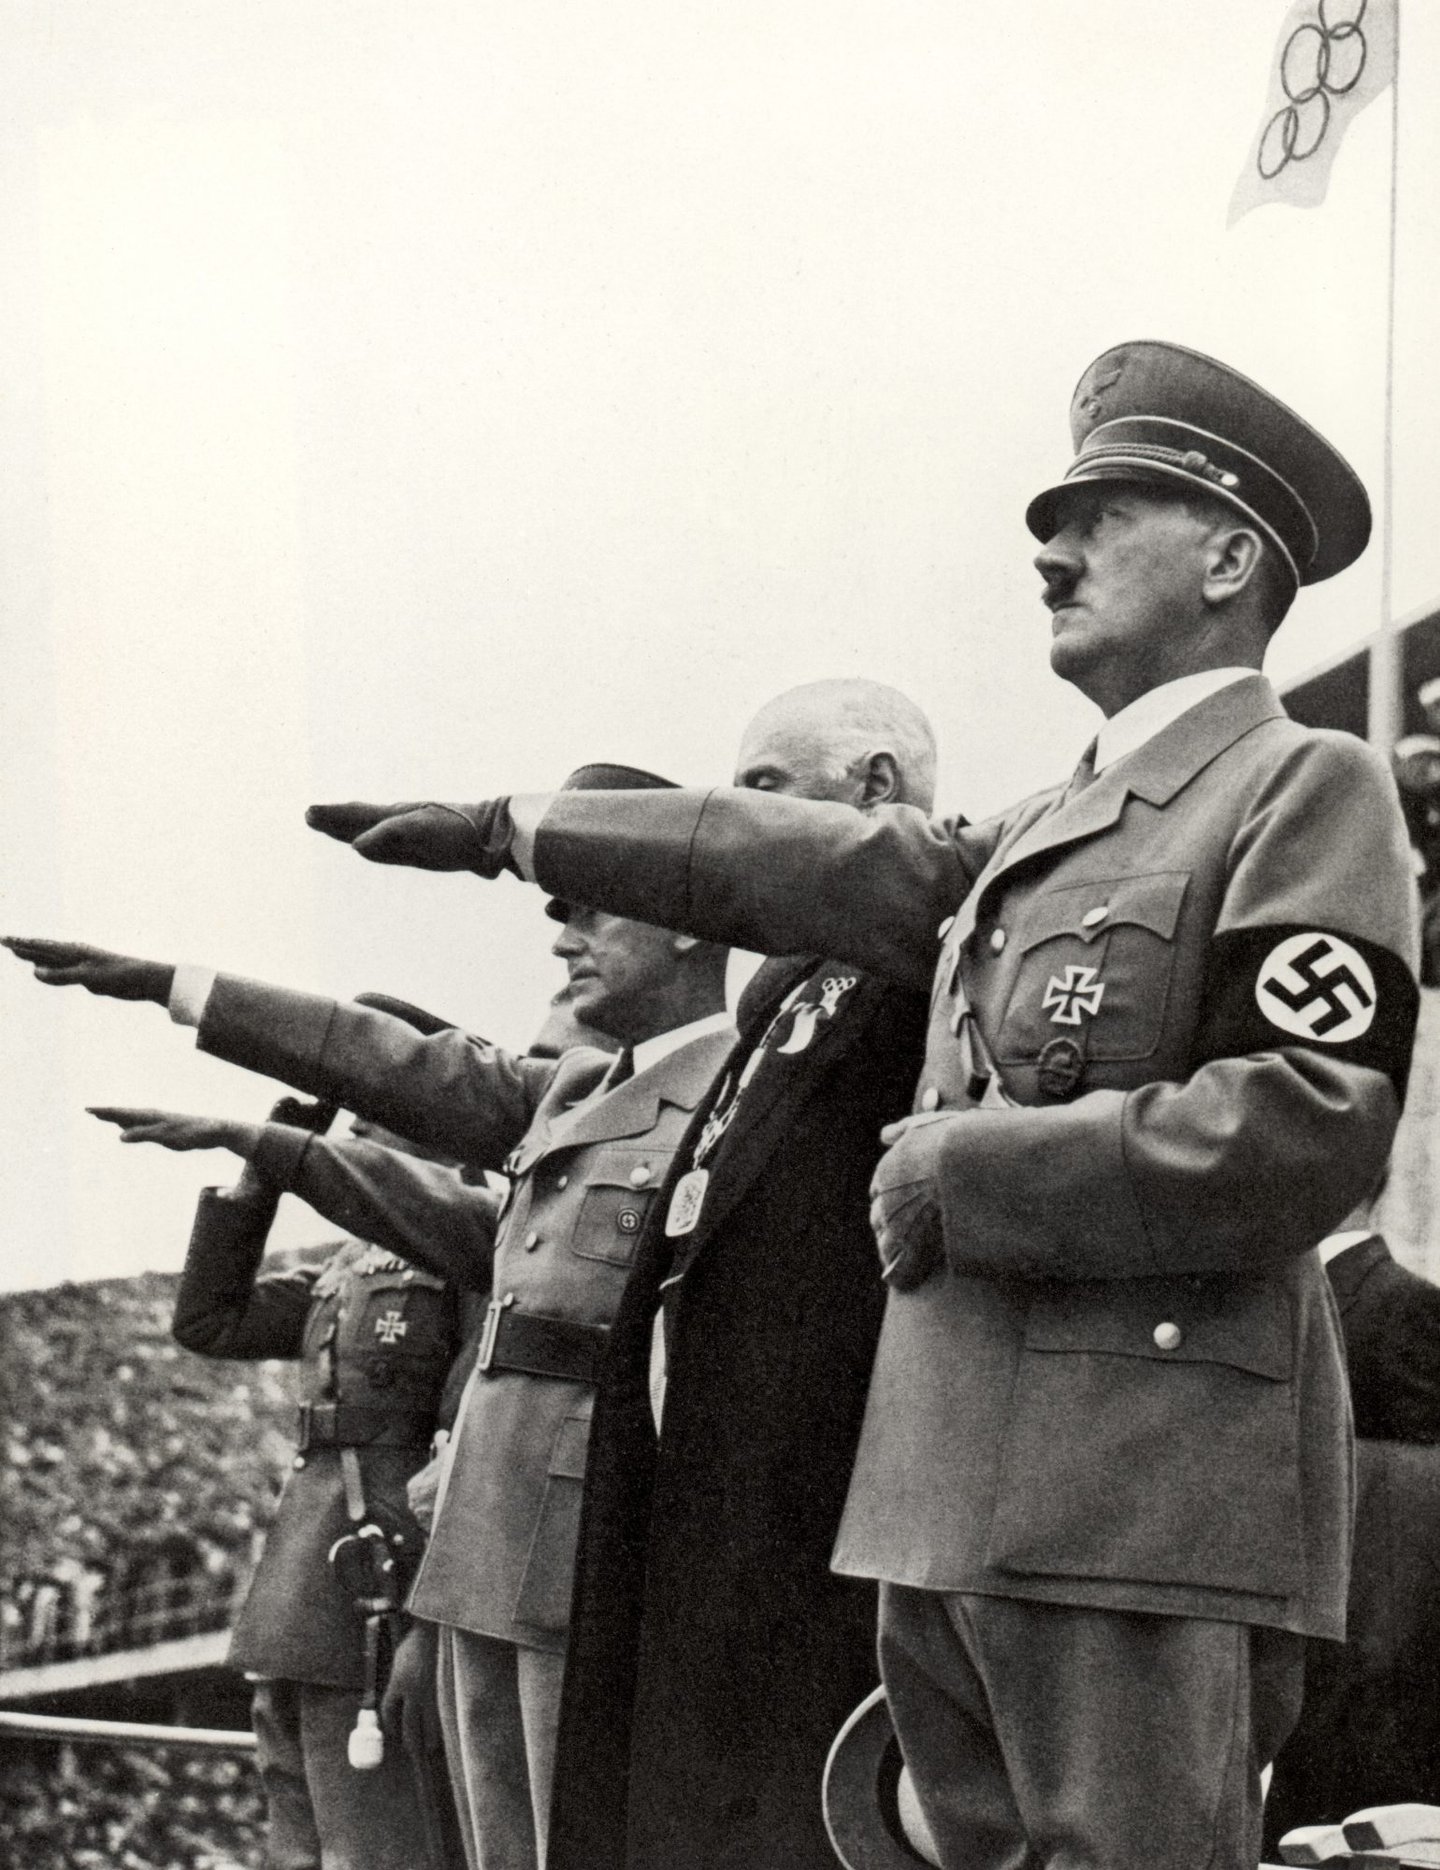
[[919, 1086, 940, 1112], [1082, 904, 1110, 928], [630, 1165, 652, 1187], [989, 928, 1006, 954], [556, 1174, 569, 1189], [1153, 1321, 1183, 1351], [524, 1231, 541, 1252], [937, 915, 955, 940], [401, 1269, 414, 1282], [292, 1455, 306, 1470]]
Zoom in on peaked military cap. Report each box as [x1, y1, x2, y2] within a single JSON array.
[[545, 763, 678, 922], [1025, 340, 1371, 588]]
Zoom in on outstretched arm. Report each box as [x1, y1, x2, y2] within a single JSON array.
[[92, 1106, 501, 1291], [308, 789, 991, 989], [4, 940, 554, 1170]]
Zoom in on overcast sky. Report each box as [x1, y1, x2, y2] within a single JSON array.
[[2, 0, 1437, 1291]]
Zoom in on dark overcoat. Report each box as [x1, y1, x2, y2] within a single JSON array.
[[546, 958, 929, 1870]]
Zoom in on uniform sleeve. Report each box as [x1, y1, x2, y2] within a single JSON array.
[[534, 786, 991, 991], [171, 1183, 317, 1359], [195, 975, 556, 1169], [251, 1126, 502, 1292], [933, 733, 1420, 1280]]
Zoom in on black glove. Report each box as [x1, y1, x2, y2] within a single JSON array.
[[306, 800, 517, 877]]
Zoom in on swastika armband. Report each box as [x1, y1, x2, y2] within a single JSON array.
[[1195, 924, 1418, 1092]]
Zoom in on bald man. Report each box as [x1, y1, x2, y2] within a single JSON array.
[[544, 681, 936, 1870]]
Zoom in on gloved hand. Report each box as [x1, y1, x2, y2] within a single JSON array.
[[381, 1621, 444, 1759], [306, 800, 516, 876], [406, 1446, 447, 1534], [869, 1112, 956, 1292], [2, 938, 174, 1004]]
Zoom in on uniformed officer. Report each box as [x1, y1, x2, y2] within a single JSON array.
[[296, 342, 1421, 1870], [5, 765, 736, 1870], [117, 1043, 491, 1870]]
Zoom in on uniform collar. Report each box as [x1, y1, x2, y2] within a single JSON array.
[[632, 1009, 734, 1078], [1318, 1228, 1381, 1266], [1094, 668, 1257, 774]]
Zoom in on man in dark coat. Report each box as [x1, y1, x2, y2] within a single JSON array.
[[1264, 1203, 1440, 1852], [546, 679, 936, 1870]]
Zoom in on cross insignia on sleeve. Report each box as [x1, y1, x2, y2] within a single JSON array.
[[1042, 965, 1106, 1026]]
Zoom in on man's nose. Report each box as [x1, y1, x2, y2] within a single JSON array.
[[552, 924, 585, 959], [1034, 531, 1082, 590]]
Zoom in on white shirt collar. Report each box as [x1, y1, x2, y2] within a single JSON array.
[[632, 1009, 734, 1078], [1318, 1228, 1377, 1266], [1093, 668, 1256, 774]]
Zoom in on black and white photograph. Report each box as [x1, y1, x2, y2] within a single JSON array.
[[4, 3, 1440, 1867]]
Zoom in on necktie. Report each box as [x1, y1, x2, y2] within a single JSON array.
[[1065, 739, 1099, 802], [605, 1047, 635, 1091]]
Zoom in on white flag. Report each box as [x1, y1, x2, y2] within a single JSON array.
[[1229, 0, 1396, 226]]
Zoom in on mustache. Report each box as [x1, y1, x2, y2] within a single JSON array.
[[1041, 572, 1080, 612]]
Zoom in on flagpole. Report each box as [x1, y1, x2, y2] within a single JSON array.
[[1367, 0, 1402, 752]]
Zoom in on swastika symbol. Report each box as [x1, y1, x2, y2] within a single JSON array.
[[1255, 932, 1376, 1044], [1042, 965, 1106, 1026], [373, 1309, 408, 1346]]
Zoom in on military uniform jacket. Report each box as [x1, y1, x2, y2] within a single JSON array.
[[547, 959, 930, 1870], [172, 1176, 464, 1689], [531, 676, 1421, 1638], [1326, 1234, 1440, 1444], [190, 980, 736, 1652]]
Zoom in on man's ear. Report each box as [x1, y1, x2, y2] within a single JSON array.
[[1201, 524, 1266, 608], [860, 750, 902, 807]]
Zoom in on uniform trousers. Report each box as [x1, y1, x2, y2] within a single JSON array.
[[878, 1583, 1305, 1870], [251, 1677, 438, 1870], [436, 1624, 568, 1870]]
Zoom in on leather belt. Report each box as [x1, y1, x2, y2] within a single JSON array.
[[476, 1293, 609, 1385], [295, 1403, 435, 1451]]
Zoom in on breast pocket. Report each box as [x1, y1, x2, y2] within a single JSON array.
[[568, 1147, 670, 1267], [995, 871, 1189, 1065]]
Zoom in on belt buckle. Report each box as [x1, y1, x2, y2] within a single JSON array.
[[476, 1292, 516, 1375]]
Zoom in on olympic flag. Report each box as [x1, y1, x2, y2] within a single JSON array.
[[1228, 0, 1397, 225]]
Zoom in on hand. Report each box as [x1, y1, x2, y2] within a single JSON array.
[[88, 1108, 263, 1156], [306, 800, 515, 876], [2, 938, 174, 1004], [406, 1447, 446, 1533], [381, 1622, 443, 1757], [265, 1094, 339, 1136], [869, 1112, 956, 1292]]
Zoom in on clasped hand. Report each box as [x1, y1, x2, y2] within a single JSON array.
[[869, 1111, 956, 1292]]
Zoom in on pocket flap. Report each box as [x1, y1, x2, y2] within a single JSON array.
[[548, 1412, 592, 1480], [1013, 872, 1190, 954], [1023, 1278, 1292, 1381]]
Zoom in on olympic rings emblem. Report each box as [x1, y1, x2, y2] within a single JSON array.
[[1256, 0, 1368, 180]]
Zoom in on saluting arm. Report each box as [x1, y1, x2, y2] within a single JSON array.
[[307, 789, 988, 991], [249, 1126, 501, 1292], [194, 977, 553, 1171]]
